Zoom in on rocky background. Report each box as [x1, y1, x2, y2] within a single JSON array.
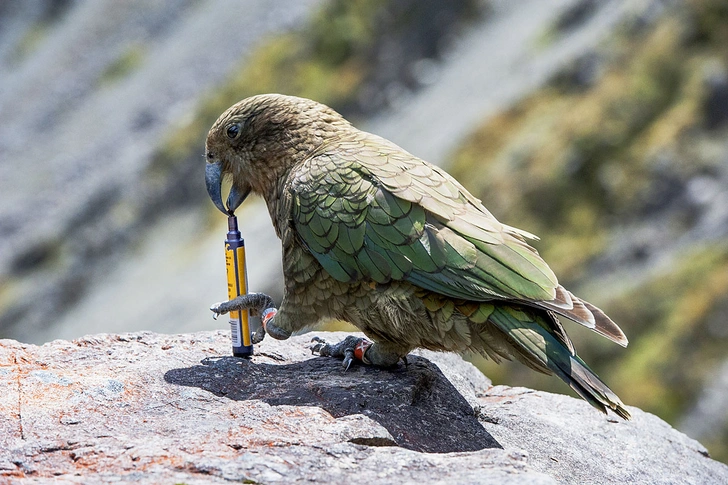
[[1, 0, 727, 465]]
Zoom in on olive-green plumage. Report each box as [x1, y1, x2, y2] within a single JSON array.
[[205, 94, 630, 419]]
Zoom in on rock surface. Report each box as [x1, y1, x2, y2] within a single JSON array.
[[1, 331, 726, 484]]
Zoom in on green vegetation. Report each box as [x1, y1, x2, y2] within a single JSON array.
[[452, 0, 728, 462], [608, 243, 728, 420], [9, 2, 74, 63], [12, 24, 49, 62], [99, 44, 146, 86], [451, 15, 705, 281]]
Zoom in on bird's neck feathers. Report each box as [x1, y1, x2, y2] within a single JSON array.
[[248, 108, 351, 201]]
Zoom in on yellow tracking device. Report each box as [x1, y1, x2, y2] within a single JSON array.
[[225, 215, 253, 356]]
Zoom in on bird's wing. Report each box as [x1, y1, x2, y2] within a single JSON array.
[[290, 131, 558, 303]]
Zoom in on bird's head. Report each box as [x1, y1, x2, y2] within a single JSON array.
[[204, 94, 350, 215]]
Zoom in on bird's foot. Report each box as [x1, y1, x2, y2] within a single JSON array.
[[310, 335, 405, 369], [210, 292, 288, 342], [309, 335, 372, 370]]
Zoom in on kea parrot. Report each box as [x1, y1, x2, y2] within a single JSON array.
[[205, 94, 630, 419]]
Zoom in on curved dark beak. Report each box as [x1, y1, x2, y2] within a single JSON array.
[[205, 162, 250, 215], [226, 182, 249, 214]]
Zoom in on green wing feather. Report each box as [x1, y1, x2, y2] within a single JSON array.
[[291, 131, 558, 303]]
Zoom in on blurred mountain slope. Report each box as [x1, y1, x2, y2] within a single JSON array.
[[449, 0, 728, 462], [0, 0, 324, 339]]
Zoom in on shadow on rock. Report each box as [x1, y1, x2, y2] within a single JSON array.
[[164, 354, 501, 453]]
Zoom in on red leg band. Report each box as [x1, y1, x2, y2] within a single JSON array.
[[261, 308, 277, 331], [354, 340, 372, 364]]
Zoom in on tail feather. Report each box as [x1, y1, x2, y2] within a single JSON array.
[[486, 305, 631, 419], [537, 286, 628, 348], [581, 299, 629, 347]]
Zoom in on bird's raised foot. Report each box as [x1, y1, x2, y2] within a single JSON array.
[[309, 335, 372, 371], [209, 292, 274, 317], [209, 293, 290, 343]]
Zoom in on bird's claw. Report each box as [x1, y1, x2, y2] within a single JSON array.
[[309, 335, 372, 370], [308, 336, 327, 354], [251, 326, 266, 344], [210, 301, 227, 318], [343, 348, 356, 370]]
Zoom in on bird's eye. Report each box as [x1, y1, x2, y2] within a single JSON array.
[[226, 123, 241, 139]]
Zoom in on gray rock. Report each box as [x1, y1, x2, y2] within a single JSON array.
[[479, 386, 723, 484], [1, 330, 726, 484]]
